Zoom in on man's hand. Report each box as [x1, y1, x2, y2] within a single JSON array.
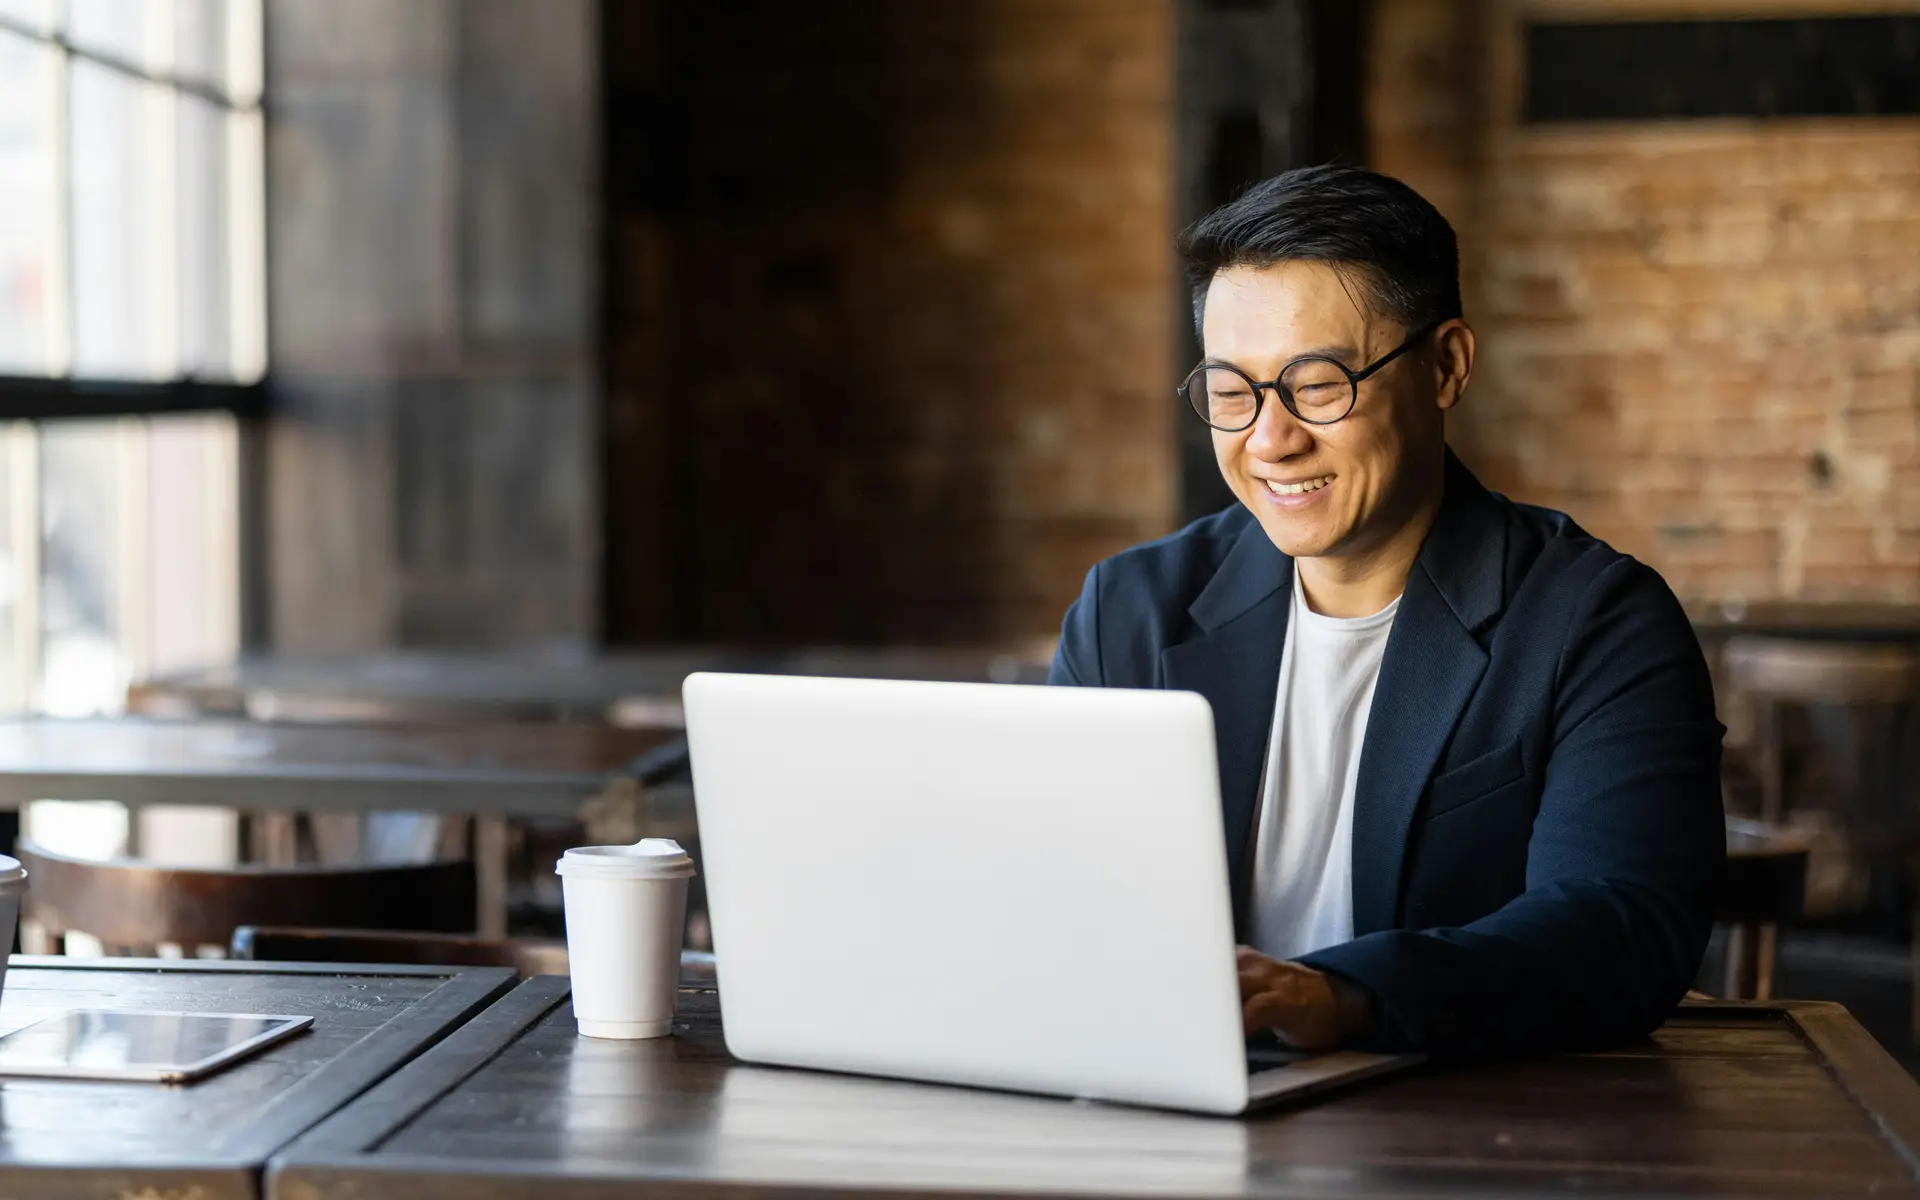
[[1236, 947, 1374, 1050]]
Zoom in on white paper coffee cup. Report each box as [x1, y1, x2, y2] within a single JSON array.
[[556, 838, 695, 1039]]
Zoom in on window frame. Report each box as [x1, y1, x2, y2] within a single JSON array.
[[0, 3, 266, 421]]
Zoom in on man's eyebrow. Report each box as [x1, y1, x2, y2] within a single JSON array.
[[1201, 344, 1360, 372], [1294, 343, 1361, 363]]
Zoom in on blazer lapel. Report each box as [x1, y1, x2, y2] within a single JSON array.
[[1160, 518, 1290, 901], [1349, 453, 1509, 935]]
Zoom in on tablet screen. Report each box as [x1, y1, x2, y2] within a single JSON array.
[[0, 1010, 313, 1082]]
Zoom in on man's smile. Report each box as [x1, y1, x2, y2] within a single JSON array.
[[1262, 474, 1336, 497]]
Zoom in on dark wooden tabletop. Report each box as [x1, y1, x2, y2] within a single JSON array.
[[0, 957, 515, 1200], [269, 977, 1920, 1199]]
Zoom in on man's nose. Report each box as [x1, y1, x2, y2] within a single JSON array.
[[1244, 387, 1314, 460]]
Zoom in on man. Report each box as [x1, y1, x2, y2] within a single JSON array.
[[1050, 166, 1724, 1057]]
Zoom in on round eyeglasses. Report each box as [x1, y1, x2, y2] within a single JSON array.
[[1178, 319, 1445, 431]]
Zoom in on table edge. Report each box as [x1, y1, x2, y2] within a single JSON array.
[[1772, 1000, 1920, 1175], [0, 1160, 259, 1200], [6, 955, 503, 979], [1, 960, 517, 1174], [271, 973, 572, 1168], [220, 964, 518, 1162]]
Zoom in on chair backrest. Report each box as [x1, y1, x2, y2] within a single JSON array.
[[1720, 637, 1920, 828], [1722, 638, 1920, 706], [232, 926, 566, 977], [1720, 818, 1812, 925], [17, 840, 475, 951]]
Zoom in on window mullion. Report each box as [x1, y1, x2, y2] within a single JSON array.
[[8, 426, 41, 713]]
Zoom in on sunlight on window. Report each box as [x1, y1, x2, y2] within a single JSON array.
[[0, 30, 56, 375], [38, 421, 124, 714], [0, 0, 259, 716]]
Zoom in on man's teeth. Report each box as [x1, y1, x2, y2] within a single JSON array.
[[1265, 475, 1334, 496]]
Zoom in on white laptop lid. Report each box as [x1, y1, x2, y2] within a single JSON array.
[[683, 672, 1250, 1115]]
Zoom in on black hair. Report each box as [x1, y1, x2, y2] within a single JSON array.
[[1177, 164, 1463, 340]]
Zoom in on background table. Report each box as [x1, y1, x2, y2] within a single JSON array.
[[0, 957, 514, 1200], [130, 647, 1053, 726], [0, 718, 679, 817], [0, 717, 684, 935], [270, 977, 1920, 1199]]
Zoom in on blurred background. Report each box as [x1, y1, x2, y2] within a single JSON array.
[[2, 0, 1920, 1061]]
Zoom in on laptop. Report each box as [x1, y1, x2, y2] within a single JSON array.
[[681, 672, 1422, 1116]]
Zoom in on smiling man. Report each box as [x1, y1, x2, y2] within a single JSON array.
[[1050, 166, 1725, 1056]]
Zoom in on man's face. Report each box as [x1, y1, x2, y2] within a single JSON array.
[[1202, 261, 1449, 561]]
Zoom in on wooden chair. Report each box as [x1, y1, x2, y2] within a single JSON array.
[[1721, 637, 1920, 823], [16, 840, 475, 955], [1720, 637, 1920, 1010], [231, 927, 568, 978], [1719, 818, 1812, 1000]]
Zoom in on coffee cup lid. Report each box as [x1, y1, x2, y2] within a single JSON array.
[[555, 838, 695, 880], [0, 855, 25, 889]]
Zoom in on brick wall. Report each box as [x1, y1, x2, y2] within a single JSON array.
[[1370, 0, 1920, 605], [604, 0, 1176, 645]]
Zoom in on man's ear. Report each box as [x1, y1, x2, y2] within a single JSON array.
[[1433, 320, 1475, 412]]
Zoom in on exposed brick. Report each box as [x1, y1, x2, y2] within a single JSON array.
[[1375, 1, 1920, 607], [604, 0, 1175, 643]]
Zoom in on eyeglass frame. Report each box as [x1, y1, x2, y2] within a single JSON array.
[[1179, 317, 1449, 431]]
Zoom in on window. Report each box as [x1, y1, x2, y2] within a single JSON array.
[[0, 0, 259, 714]]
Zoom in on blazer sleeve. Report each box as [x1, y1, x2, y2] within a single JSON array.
[[1049, 563, 1104, 687], [1299, 557, 1726, 1055]]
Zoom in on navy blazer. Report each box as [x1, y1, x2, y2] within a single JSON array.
[[1050, 452, 1725, 1055]]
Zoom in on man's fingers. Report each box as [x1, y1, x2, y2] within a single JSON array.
[[1239, 960, 1348, 1048], [1240, 960, 1299, 999], [1236, 947, 1284, 998], [1243, 989, 1290, 1034], [1239, 967, 1284, 1005]]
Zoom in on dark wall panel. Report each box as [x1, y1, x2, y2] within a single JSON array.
[[1526, 16, 1920, 123], [264, 0, 598, 650], [602, 1, 1177, 645]]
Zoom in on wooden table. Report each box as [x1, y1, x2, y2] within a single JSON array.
[[130, 647, 1052, 726], [0, 717, 686, 936], [0, 718, 680, 817], [270, 978, 1920, 1199], [0, 957, 515, 1200]]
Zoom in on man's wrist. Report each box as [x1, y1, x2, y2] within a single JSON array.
[[1323, 971, 1377, 1042]]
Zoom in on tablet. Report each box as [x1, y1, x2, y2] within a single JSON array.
[[0, 1010, 314, 1083]]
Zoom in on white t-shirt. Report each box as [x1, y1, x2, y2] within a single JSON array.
[[1247, 566, 1400, 963]]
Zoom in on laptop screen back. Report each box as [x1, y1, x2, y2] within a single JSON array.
[[683, 673, 1249, 1114]]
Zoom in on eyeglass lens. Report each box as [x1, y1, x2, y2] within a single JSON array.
[[1187, 359, 1355, 430]]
